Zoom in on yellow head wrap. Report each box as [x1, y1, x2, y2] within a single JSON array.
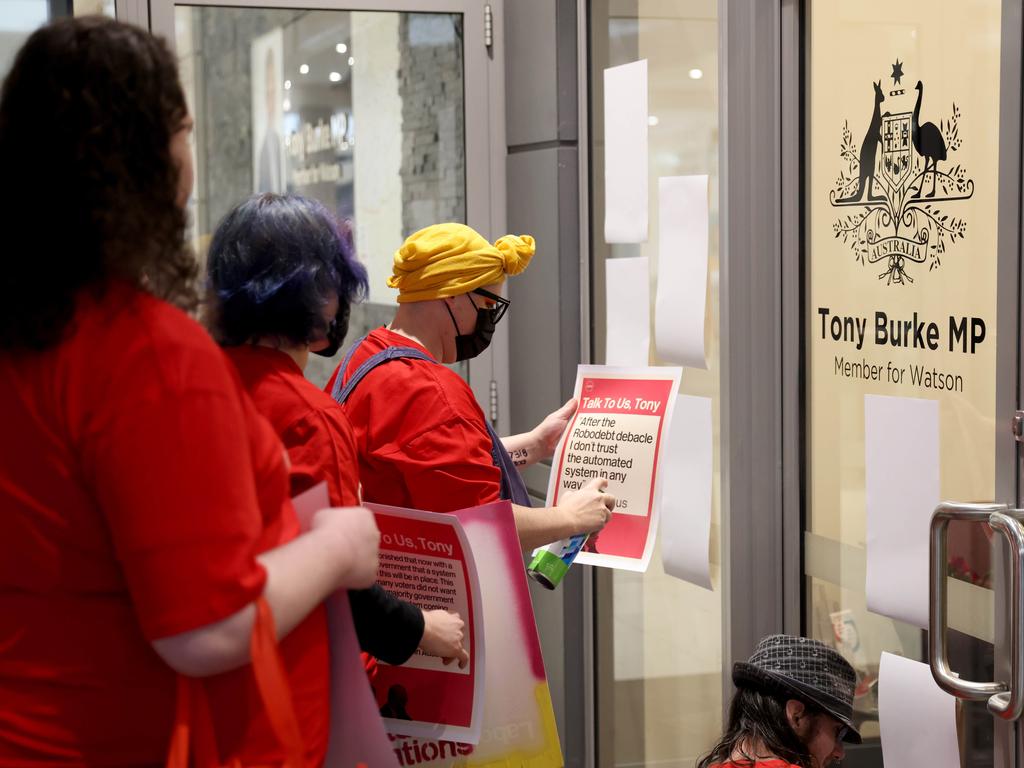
[[388, 222, 536, 303]]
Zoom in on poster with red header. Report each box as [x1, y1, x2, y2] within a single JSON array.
[[384, 500, 564, 768], [547, 365, 682, 571], [294, 487, 560, 766], [367, 504, 484, 746]]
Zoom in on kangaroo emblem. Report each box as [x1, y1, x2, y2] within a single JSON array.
[[838, 80, 886, 203]]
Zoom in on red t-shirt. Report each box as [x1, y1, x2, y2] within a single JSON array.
[[711, 761, 801, 767], [227, 345, 415, 674], [0, 282, 327, 766], [326, 327, 501, 512], [227, 345, 360, 507]]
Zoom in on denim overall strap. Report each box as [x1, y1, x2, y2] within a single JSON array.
[[482, 419, 533, 507], [330, 341, 531, 506], [331, 343, 432, 406], [330, 334, 367, 403]]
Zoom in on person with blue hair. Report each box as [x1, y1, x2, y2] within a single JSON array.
[[206, 193, 468, 669]]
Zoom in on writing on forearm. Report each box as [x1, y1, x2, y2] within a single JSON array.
[[509, 447, 529, 467]]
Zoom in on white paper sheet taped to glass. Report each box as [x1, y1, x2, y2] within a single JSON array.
[[659, 394, 713, 589], [655, 175, 709, 368], [605, 256, 650, 367], [603, 60, 649, 244], [879, 652, 959, 768], [864, 394, 940, 629]]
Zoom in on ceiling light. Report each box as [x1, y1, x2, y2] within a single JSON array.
[[688, 68, 703, 80], [282, 98, 291, 111], [299, 64, 309, 75], [648, 115, 659, 127], [284, 79, 291, 90], [329, 71, 342, 83], [348, 56, 355, 66], [336, 42, 348, 54]]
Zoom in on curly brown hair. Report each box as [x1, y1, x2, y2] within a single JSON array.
[[0, 16, 198, 350]]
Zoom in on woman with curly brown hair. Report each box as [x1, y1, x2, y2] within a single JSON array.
[[0, 17, 378, 766]]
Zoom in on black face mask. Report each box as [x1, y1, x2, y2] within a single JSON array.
[[446, 294, 496, 361], [313, 303, 350, 358]]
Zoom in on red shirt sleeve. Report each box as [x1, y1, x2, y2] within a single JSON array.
[[395, 415, 503, 513], [84, 328, 267, 640], [285, 408, 362, 508]]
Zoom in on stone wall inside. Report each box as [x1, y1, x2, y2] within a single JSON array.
[[398, 14, 466, 236]]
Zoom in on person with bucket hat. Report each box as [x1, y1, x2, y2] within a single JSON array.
[[698, 634, 862, 768], [328, 223, 614, 550]]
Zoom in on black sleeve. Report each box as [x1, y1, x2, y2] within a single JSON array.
[[348, 584, 425, 665]]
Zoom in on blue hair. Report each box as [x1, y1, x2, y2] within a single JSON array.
[[206, 193, 369, 347]]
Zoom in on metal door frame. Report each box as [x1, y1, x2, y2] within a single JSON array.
[[140, 0, 511, 434], [1008, 1, 1024, 763], [995, 2, 1023, 766], [719, 0, 797, 701]]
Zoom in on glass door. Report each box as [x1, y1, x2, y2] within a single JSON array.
[[149, 0, 510, 429], [804, 1, 1021, 766], [588, 3, 724, 766]]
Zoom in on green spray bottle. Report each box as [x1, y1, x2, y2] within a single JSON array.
[[527, 533, 588, 590]]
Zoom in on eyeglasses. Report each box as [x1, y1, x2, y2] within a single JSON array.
[[471, 287, 511, 324]]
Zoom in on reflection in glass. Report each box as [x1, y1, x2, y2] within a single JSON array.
[[174, 7, 466, 385]]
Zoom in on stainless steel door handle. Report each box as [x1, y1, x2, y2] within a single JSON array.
[[929, 503, 1013, 708], [984, 511, 1024, 720]]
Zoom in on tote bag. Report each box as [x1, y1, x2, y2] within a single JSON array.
[[164, 598, 309, 768]]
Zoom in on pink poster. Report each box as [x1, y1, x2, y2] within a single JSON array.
[[290, 483, 399, 768], [322, 591, 401, 768], [547, 366, 682, 571], [385, 501, 563, 767], [367, 506, 484, 745], [295, 486, 562, 766]]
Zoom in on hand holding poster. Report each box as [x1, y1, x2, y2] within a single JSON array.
[[294, 486, 561, 766], [543, 365, 682, 572], [290, 483, 400, 767], [386, 501, 564, 767], [367, 504, 484, 746]]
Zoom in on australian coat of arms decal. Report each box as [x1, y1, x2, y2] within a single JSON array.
[[831, 59, 973, 284]]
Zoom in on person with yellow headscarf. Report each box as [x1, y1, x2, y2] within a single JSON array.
[[327, 223, 614, 550]]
